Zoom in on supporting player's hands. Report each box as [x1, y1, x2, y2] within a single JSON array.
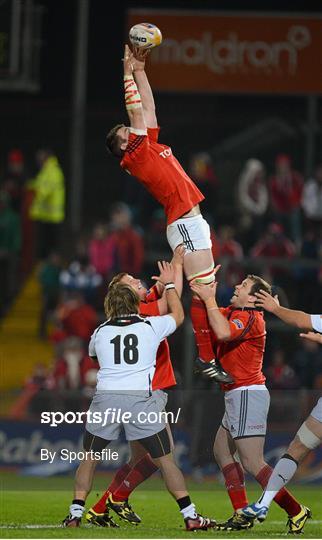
[[255, 289, 280, 313], [190, 281, 218, 302], [152, 261, 175, 286], [172, 245, 185, 267], [123, 44, 134, 75], [299, 331, 322, 345]]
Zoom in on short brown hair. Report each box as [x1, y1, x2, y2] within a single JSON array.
[[104, 283, 140, 318], [247, 274, 272, 296], [105, 124, 125, 158]]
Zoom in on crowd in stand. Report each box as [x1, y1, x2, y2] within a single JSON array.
[[1, 148, 322, 418]]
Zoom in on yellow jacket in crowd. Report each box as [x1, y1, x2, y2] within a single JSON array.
[[29, 156, 65, 223]]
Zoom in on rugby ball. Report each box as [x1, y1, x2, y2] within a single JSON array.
[[129, 23, 162, 49]]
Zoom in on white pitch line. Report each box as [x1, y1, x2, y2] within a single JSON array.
[[0, 524, 92, 529], [0, 520, 321, 529], [270, 520, 322, 525]]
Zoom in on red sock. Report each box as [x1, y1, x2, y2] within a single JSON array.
[[256, 464, 301, 517], [222, 462, 248, 511], [112, 455, 158, 501], [190, 297, 214, 362], [92, 463, 132, 513]]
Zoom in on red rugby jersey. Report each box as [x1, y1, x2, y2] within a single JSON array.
[[211, 307, 266, 392], [121, 128, 204, 224], [139, 290, 176, 390]]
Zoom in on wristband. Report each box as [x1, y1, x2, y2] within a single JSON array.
[[124, 75, 142, 110], [165, 283, 175, 291]]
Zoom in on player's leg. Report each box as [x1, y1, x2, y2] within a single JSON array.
[[102, 441, 155, 524], [63, 431, 118, 528], [90, 441, 150, 519], [105, 423, 175, 524], [139, 427, 216, 531], [91, 393, 173, 523], [166, 214, 233, 384], [241, 413, 320, 529], [213, 425, 251, 531]]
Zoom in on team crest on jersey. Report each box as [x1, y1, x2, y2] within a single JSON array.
[[232, 319, 244, 329]]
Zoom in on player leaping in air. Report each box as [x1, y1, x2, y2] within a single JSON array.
[[105, 44, 231, 384], [240, 292, 321, 530]]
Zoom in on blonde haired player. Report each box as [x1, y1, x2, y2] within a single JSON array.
[[105, 44, 231, 384], [241, 291, 321, 533]]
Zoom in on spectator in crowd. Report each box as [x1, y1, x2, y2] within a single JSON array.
[[54, 291, 98, 343], [53, 337, 98, 411], [301, 163, 322, 233], [88, 223, 116, 279], [38, 252, 62, 338], [217, 225, 243, 260], [293, 337, 322, 389], [59, 256, 102, 306], [146, 208, 168, 253], [215, 225, 244, 307], [268, 154, 303, 245], [2, 149, 27, 212], [295, 229, 321, 313], [27, 148, 65, 259], [265, 349, 300, 390], [109, 202, 144, 275], [53, 337, 97, 390], [9, 362, 55, 419], [238, 158, 268, 248], [0, 191, 21, 313], [251, 222, 296, 288], [189, 151, 218, 213]]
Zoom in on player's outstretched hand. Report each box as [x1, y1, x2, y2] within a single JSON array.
[[255, 290, 279, 313], [190, 281, 217, 302], [172, 245, 185, 266], [152, 261, 175, 286], [123, 44, 134, 75], [214, 264, 221, 279], [300, 331, 322, 345]]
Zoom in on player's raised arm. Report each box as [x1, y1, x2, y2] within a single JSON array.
[[123, 45, 146, 131], [190, 281, 231, 341], [155, 246, 185, 315], [255, 290, 313, 329], [152, 261, 184, 327], [132, 46, 158, 128]]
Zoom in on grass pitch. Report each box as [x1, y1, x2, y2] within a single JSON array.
[[0, 472, 321, 538]]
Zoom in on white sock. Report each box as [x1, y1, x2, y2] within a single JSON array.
[[180, 503, 197, 519], [70, 503, 85, 518], [257, 456, 298, 509]]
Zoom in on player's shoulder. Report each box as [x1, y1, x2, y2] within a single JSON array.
[[145, 314, 175, 331]]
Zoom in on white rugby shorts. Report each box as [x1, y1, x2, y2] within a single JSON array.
[[166, 214, 212, 253], [222, 385, 270, 439], [310, 397, 322, 423]]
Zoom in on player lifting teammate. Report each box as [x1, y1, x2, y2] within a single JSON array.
[[105, 44, 231, 384], [85, 248, 184, 526], [190, 276, 308, 533], [241, 292, 321, 531], [63, 260, 216, 531]]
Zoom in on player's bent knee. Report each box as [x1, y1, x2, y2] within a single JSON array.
[[138, 428, 171, 459], [297, 422, 320, 450], [83, 430, 111, 453], [187, 264, 215, 285]]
